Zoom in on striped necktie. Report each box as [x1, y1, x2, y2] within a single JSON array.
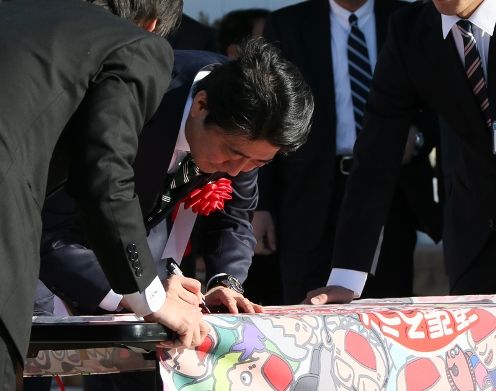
[[146, 153, 202, 226], [457, 20, 492, 129], [348, 13, 373, 134]]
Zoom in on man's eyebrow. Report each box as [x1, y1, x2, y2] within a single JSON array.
[[229, 146, 272, 163], [228, 146, 251, 159]]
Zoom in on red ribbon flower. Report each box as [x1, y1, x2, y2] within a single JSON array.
[[182, 178, 233, 216]]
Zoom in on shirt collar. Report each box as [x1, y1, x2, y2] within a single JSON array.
[[441, 0, 496, 39], [176, 69, 211, 152], [329, 0, 374, 28]]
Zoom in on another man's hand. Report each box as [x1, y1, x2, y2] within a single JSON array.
[[144, 296, 210, 349], [163, 274, 203, 307], [205, 286, 263, 314], [252, 210, 277, 255], [303, 285, 355, 305]]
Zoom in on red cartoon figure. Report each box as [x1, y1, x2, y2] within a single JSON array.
[[227, 351, 293, 391], [162, 332, 217, 379], [330, 328, 389, 391], [397, 357, 452, 391]]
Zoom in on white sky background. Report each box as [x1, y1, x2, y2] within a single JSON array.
[[183, 0, 417, 24], [183, 0, 301, 24]]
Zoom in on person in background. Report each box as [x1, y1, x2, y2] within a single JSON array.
[[218, 9, 269, 59], [307, 0, 496, 305], [169, 13, 218, 52], [257, 0, 441, 305]]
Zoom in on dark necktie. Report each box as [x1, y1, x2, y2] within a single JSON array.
[[146, 153, 202, 226], [348, 13, 373, 134], [457, 20, 492, 129]]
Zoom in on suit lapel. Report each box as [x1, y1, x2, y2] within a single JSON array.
[[134, 84, 190, 218], [145, 171, 222, 230], [486, 27, 496, 124], [374, 1, 388, 52]]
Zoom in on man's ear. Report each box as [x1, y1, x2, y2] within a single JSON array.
[[189, 90, 209, 120], [140, 18, 158, 33], [226, 43, 241, 60]]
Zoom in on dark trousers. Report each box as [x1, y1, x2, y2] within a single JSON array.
[[279, 168, 417, 304], [243, 253, 283, 305], [451, 232, 496, 295], [0, 321, 22, 391]]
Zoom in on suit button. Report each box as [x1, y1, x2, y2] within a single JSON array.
[[131, 260, 141, 269], [129, 252, 139, 261], [127, 243, 137, 254], [489, 219, 495, 230], [135, 267, 143, 277]]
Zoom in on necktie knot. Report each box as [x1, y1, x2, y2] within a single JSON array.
[[457, 19, 473, 36], [146, 153, 202, 226], [349, 13, 358, 28]]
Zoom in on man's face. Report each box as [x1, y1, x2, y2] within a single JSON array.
[[186, 91, 280, 176], [432, 0, 484, 17]]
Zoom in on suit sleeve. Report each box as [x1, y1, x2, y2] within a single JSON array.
[[39, 190, 113, 314], [332, 15, 419, 273], [65, 36, 173, 294], [200, 170, 258, 283]]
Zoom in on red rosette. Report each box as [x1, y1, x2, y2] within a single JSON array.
[[182, 178, 233, 216]]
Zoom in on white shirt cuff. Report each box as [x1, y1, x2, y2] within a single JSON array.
[[327, 268, 368, 298], [99, 290, 123, 312], [123, 277, 166, 317]]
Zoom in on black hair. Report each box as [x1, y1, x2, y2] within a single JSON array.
[[217, 9, 269, 55], [91, 0, 183, 37], [193, 38, 314, 154]]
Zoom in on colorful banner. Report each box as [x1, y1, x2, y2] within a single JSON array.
[[158, 295, 496, 391]]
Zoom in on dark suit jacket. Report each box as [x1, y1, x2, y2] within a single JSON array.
[[260, 0, 440, 254], [333, 1, 495, 284], [169, 14, 218, 52], [39, 50, 257, 314], [0, 0, 170, 357]]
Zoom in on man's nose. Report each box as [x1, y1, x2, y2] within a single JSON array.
[[225, 159, 250, 176]]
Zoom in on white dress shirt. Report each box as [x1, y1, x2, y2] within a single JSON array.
[[330, 0, 376, 155], [100, 70, 210, 315], [327, 0, 496, 298], [441, 0, 496, 79]]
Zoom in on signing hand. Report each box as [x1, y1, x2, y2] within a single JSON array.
[[144, 295, 210, 349], [252, 210, 277, 255], [163, 274, 203, 307], [302, 285, 355, 305], [205, 286, 263, 314]]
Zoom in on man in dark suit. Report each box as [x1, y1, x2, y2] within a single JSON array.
[[0, 0, 194, 387], [169, 14, 218, 52], [256, 0, 441, 304], [35, 42, 313, 391], [306, 0, 496, 304]]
